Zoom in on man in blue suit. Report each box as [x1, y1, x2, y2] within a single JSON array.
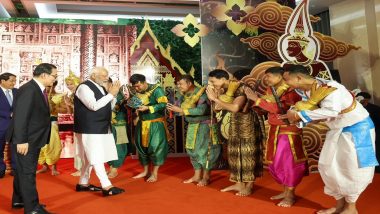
[[0, 72, 17, 178]]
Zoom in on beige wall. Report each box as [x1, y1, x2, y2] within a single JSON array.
[[330, 0, 380, 104]]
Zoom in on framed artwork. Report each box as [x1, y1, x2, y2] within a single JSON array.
[[109, 36, 120, 45], [1, 35, 11, 43], [15, 35, 26, 44], [60, 35, 70, 44], [47, 35, 57, 44]]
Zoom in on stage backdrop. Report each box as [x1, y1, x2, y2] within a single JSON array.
[[199, 0, 359, 173], [0, 18, 202, 172]]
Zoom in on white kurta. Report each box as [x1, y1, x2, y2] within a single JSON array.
[[74, 80, 118, 165], [297, 80, 376, 203]]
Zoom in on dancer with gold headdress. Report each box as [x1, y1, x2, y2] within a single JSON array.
[[167, 75, 221, 186], [63, 71, 80, 114], [206, 69, 264, 196], [129, 74, 169, 183], [62, 72, 82, 176], [37, 81, 62, 176], [281, 65, 378, 214], [245, 66, 307, 207]]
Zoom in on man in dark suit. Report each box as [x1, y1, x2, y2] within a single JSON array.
[[7, 63, 57, 214], [0, 72, 17, 178]]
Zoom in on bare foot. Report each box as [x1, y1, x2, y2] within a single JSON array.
[[36, 166, 48, 174], [316, 208, 340, 214], [340, 209, 358, 214], [236, 187, 252, 197], [277, 197, 295, 207], [133, 171, 148, 179], [51, 170, 60, 176], [183, 176, 201, 184], [197, 178, 209, 187], [270, 192, 286, 200], [108, 168, 119, 179], [71, 171, 81, 177], [221, 183, 243, 192], [146, 174, 157, 183]]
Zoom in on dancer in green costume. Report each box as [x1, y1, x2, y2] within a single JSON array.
[[129, 74, 169, 182], [167, 75, 221, 186], [107, 78, 129, 179]]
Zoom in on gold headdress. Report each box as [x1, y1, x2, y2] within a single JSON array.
[[288, 14, 309, 47], [65, 71, 80, 86]]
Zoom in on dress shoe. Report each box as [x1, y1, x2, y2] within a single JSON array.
[[0, 170, 5, 178], [12, 203, 46, 209], [12, 202, 24, 209], [102, 186, 125, 197], [76, 184, 102, 192], [27, 205, 51, 214]]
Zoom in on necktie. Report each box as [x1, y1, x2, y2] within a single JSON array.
[[5, 89, 12, 106], [43, 89, 49, 105]]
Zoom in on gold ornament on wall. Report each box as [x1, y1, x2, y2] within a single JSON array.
[[171, 14, 210, 47], [211, 0, 254, 36]]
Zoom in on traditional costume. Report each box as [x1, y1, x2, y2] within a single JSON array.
[[253, 82, 307, 187], [295, 79, 379, 203], [178, 86, 221, 171], [108, 90, 129, 168], [38, 91, 62, 166], [134, 84, 169, 167], [219, 81, 265, 182]]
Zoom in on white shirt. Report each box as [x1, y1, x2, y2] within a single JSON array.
[[33, 78, 45, 94], [75, 79, 115, 111], [1, 86, 13, 100]]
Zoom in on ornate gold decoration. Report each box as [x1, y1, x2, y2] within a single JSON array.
[[261, 81, 289, 103], [130, 20, 199, 86], [243, 1, 320, 33], [131, 20, 185, 75], [241, 32, 282, 62], [162, 73, 176, 89], [211, 0, 254, 36], [314, 32, 360, 62], [189, 66, 195, 77], [181, 87, 206, 110], [65, 71, 80, 86], [277, 0, 333, 79], [136, 84, 159, 105], [294, 81, 337, 111], [219, 111, 231, 140], [218, 80, 240, 103], [171, 14, 210, 47], [242, 32, 360, 63], [136, 49, 160, 66]]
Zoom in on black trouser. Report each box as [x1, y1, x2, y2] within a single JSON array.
[[12, 144, 41, 213]]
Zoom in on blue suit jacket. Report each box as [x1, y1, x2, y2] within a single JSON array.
[[0, 88, 17, 137]]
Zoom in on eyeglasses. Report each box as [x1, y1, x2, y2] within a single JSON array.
[[47, 73, 58, 79]]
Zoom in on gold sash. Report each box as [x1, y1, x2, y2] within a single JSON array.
[[141, 117, 170, 147]]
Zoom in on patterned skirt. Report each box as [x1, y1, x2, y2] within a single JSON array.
[[228, 111, 264, 182]]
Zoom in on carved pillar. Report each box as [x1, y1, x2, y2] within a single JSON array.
[[126, 25, 137, 82], [80, 24, 98, 81]]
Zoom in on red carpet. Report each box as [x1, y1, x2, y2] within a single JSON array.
[[0, 157, 378, 214]]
